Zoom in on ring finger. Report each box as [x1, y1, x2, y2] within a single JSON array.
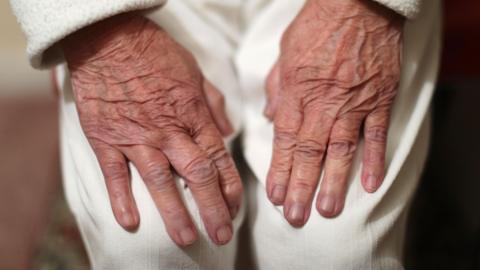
[[316, 114, 363, 218]]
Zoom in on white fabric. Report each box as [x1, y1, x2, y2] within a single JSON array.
[[50, 0, 440, 269], [373, 0, 422, 18], [9, 0, 166, 68], [239, 1, 440, 268], [10, 0, 420, 69]]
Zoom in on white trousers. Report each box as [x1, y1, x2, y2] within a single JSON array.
[[56, 0, 441, 269]]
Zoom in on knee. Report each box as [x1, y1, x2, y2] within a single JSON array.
[[75, 188, 244, 269], [79, 208, 188, 269], [250, 203, 400, 269]]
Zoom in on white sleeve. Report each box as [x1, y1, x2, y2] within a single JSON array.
[[372, 0, 422, 19], [9, 0, 166, 69]]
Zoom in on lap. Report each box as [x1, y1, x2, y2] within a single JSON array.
[[54, 1, 440, 269], [244, 115, 431, 270], [58, 73, 245, 270], [56, 3, 247, 268]]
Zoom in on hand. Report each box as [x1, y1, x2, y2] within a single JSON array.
[[264, 0, 404, 226], [62, 13, 243, 246]]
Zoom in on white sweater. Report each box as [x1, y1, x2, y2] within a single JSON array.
[[9, 0, 420, 69]]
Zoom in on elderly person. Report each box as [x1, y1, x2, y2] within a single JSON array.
[[10, 0, 440, 269]]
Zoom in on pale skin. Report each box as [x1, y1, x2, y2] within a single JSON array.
[[265, 0, 403, 226], [61, 0, 403, 245], [62, 13, 243, 246]]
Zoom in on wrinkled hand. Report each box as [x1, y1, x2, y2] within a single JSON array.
[[265, 0, 403, 226], [62, 13, 243, 246]]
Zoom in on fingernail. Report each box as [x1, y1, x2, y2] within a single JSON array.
[[216, 225, 233, 244], [121, 212, 136, 229], [287, 203, 305, 226], [318, 195, 336, 217], [365, 175, 377, 193], [270, 185, 286, 204], [179, 227, 196, 246]]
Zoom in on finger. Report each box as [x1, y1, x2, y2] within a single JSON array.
[[266, 95, 303, 205], [264, 62, 282, 120], [92, 141, 139, 230], [283, 108, 334, 227], [203, 80, 234, 137], [361, 107, 390, 193], [177, 94, 243, 219], [160, 132, 233, 245], [122, 145, 197, 246], [190, 119, 243, 219], [316, 114, 363, 218]]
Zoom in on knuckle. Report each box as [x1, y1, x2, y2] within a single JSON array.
[[365, 126, 388, 144], [295, 139, 326, 161], [103, 161, 127, 182], [190, 119, 211, 137], [269, 156, 292, 174], [208, 146, 241, 184], [184, 157, 218, 187], [219, 166, 241, 187], [291, 180, 315, 194], [214, 165, 241, 189], [274, 130, 296, 151], [223, 181, 244, 200], [285, 66, 318, 84], [328, 139, 356, 159], [207, 145, 230, 164], [143, 166, 164, 182], [270, 163, 291, 174], [282, 66, 326, 93], [178, 95, 205, 117], [143, 165, 172, 191], [182, 95, 204, 108]]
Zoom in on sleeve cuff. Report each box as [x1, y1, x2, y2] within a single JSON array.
[[371, 0, 422, 19], [10, 0, 166, 69]]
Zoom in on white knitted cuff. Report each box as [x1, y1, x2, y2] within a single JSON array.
[[372, 0, 421, 19], [10, 0, 166, 69]]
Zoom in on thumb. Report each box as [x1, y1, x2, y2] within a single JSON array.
[[202, 79, 234, 137], [264, 61, 282, 121]]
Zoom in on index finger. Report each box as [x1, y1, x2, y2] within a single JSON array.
[[191, 120, 244, 219], [91, 141, 139, 231], [122, 145, 198, 246], [266, 94, 303, 205], [160, 132, 233, 246]]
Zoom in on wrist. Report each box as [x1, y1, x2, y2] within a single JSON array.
[[305, 0, 404, 24], [61, 12, 150, 65]]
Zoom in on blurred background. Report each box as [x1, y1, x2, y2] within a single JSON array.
[[0, 1, 479, 269], [0, 1, 88, 269]]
